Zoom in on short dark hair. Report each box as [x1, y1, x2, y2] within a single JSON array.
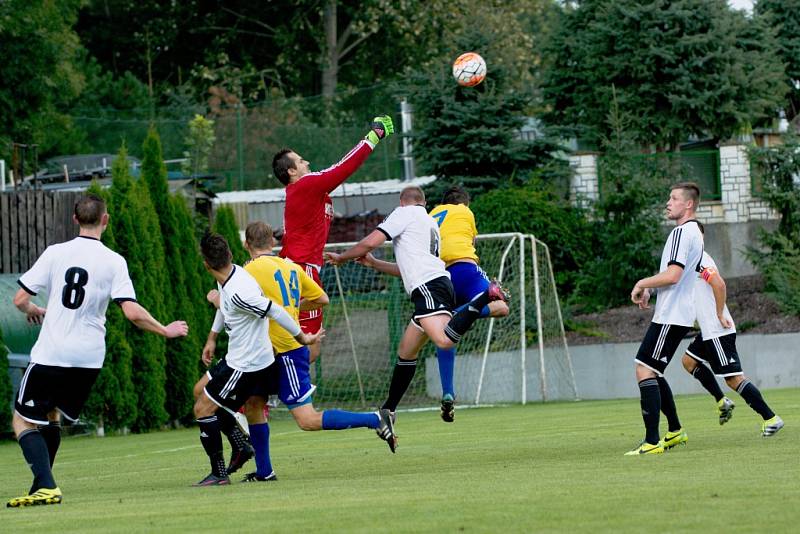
[[400, 185, 425, 204], [201, 232, 232, 270], [671, 182, 701, 209], [74, 194, 107, 226], [441, 186, 470, 206], [245, 221, 273, 250], [272, 148, 295, 186]]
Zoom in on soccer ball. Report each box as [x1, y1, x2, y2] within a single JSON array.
[[452, 52, 486, 87]]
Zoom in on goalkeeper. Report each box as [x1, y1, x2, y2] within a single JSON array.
[[271, 115, 394, 365], [429, 186, 509, 423]]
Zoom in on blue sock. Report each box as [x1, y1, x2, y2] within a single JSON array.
[[437, 347, 456, 398], [454, 302, 490, 318], [322, 410, 380, 429], [249, 423, 273, 477]]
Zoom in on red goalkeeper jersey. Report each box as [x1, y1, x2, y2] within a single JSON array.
[[280, 140, 374, 265]]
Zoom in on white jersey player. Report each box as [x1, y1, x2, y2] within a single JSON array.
[[680, 252, 784, 437], [191, 233, 322, 486], [9, 194, 188, 508], [324, 186, 508, 449], [627, 182, 704, 456]]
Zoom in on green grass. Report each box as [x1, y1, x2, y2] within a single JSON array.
[[1, 389, 799, 533]]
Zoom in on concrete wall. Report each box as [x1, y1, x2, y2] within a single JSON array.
[[425, 332, 800, 402]]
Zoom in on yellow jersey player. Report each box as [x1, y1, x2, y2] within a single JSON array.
[[428, 187, 509, 422]]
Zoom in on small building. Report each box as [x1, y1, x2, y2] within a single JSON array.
[[213, 175, 437, 231]]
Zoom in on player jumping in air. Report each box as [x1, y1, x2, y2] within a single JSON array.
[[628, 182, 704, 456], [8, 194, 188, 507], [429, 186, 509, 422], [192, 233, 321, 486], [670, 251, 783, 436], [272, 115, 394, 365], [200, 222, 396, 472], [325, 186, 509, 451]]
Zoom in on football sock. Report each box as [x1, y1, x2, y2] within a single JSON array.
[[638, 378, 661, 445], [657, 377, 681, 432], [18, 429, 57, 492], [444, 291, 492, 343], [691, 364, 724, 401], [453, 301, 490, 318], [437, 347, 456, 398], [381, 358, 417, 412], [249, 423, 273, 477], [322, 410, 380, 430], [40, 421, 62, 467], [736, 380, 775, 420], [197, 415, 226, 477], [217, 409, 248, 452]]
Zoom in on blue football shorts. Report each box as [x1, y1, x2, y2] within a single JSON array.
[[446, 261, 491, 306], [276, 346, 316, 409]]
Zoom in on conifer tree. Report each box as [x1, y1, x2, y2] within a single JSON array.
[[212, 206, 248, 265], [108, 146, 169, 431], [141, 128, 198, 421]]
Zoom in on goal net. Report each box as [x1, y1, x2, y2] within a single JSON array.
[[308, 233, 577, 410]]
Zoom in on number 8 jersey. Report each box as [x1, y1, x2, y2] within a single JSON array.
[[17, 236, 136, 369]]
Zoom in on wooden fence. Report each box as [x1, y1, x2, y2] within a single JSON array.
[[0, 190, 81, 274]]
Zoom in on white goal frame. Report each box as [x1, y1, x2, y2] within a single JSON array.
[[320, 232, 578, 406]]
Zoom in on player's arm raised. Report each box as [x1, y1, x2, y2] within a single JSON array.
[[302, 116, 394, 194], [120, 300, 188, 338]]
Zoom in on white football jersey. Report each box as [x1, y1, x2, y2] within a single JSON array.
[[695, 252, 735, 340], [216, 265, 276, 372], [18, 236, 136, 369], [652, 220, 704, 327], [377, 205, 449, 294]]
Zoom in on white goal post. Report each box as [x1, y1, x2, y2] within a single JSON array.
[[309, 233, 578, 410]]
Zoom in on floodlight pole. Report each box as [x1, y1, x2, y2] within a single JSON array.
[[399, 99, 415, 181]]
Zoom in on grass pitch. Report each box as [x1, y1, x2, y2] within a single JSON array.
[[1, 389, 798, 533]]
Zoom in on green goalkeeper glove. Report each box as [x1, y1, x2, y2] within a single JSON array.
[[365, 115, 394, 145]]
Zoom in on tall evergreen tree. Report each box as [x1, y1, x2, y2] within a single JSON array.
[[756, 0, 800, 121], [0, 326, 12, 434], [141, 128, 198, 422], [108, 146, 169, 431], [542, 0, 787, 150], [212, 206, 248, 265]]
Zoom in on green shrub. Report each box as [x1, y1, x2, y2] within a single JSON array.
[[746, 134, 800, 314], [470, 179, 594, 297]]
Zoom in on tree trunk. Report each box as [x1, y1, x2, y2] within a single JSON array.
[[321, 0, 338, 97]]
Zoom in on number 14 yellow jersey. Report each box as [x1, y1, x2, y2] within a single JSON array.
[[244, 254, 325, 354]]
